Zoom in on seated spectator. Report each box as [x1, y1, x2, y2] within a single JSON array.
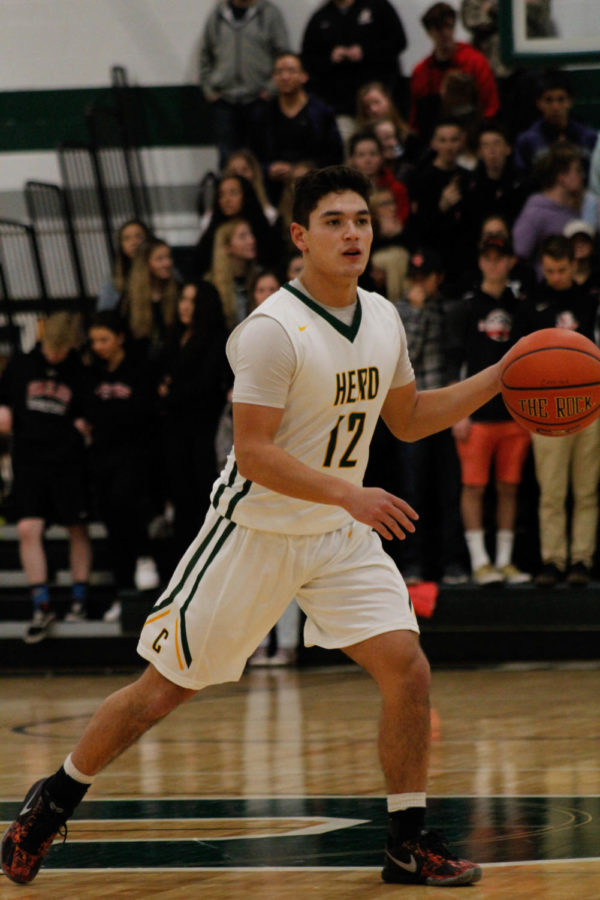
[[386, 248, 468, 584], [285, 252, 304, 281], [0, 313, 91, 642], [408, 118, 472, 290], [121, 237, 180, 361], [85, 313, 161, 622], [301, 0, 407, 135], [97, 220, 152, 312], [371, 117, 420, 182], [447, 235, 532, 586], [158, 283, 228, 556], [199, 0, 289, 166], [514, 69, 598, 179], [208, 218, 260, 330], [251, 53, 343, 204], [369, 187, 409, 301], [247, 269, 281, 312], [457, 213, 537, 299], [348, 131, 410, 223], [356, 83, 420, 168], [563, 219, 600, 292], [410, 2, 499, 142], [513, 143, 583, 277], [194, 173, 278, 277], [222, 149, 278, 224], [464, 124, 531, 242], [516, 236, 600, 587]]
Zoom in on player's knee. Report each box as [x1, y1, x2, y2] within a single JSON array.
[[137, 666, 197, 721]]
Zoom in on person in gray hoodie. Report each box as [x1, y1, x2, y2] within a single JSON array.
[[200, 0, 290, 166]]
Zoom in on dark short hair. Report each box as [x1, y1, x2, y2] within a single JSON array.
[[540, 234, 574, 262], [536, 68, 573, 99], [292, 166, 372, 228], [422, 2, 456, 31], [477, 122, 511, 145], [89, 311, 126, 335], [431, 116, 464, 136], [273, 51, 303, 69], [535, 143, 582, 190], [347, 130, 383, 158]]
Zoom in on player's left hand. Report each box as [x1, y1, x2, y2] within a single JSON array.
[[343, 486, 418, 541]]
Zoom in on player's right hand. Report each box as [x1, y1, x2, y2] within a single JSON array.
[[344, 486, 418, 541]]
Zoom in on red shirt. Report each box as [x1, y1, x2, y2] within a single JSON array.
[[409, 42, 499, 133], [376, 169, 410, 223]]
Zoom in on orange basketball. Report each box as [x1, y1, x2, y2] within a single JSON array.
[[500, 328, 600, 436]]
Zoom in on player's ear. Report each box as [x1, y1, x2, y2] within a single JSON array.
[[290, 222, 308, 253]]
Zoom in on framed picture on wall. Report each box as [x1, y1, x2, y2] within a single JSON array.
[[499, 0, 600, 64]]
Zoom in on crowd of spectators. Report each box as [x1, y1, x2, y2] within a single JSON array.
[[3, 0, 600, 648]]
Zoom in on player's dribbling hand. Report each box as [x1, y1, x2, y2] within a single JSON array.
[[344, 486, 418, 541]]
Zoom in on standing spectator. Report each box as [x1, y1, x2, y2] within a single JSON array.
[[409, 118, 471, 290], [194, 174, 279, 278], [448, 236, 532, 585], [516, 236, 600, 587], [85, 313, 161, 622], [222, 149, 279, 224], [301, 0, 407, 136], [463, 124, 531, 261], [392, 249, 468, 584], [252, 53, 344, 204], [208, 219, 260, 330], [159, 283, 228, 556], [0, 313, 91, 642], [514, 70, 598, 179], [410, 2, 499, 142], [512, 143, 583, 277], [347, 131, 410, 224], [97, 220, 152, 312], [121, 238, 180, 362], [563, 220, 600, 293], [199, 0, 289, 167]]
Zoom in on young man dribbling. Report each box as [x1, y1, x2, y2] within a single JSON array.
[[2, 166, 509, 887]]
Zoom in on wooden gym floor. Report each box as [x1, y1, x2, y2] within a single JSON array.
[[0, 663, 599, 898]]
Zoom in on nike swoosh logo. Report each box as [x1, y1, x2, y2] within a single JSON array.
[[386, 848, 418, 873], [20, 799, 34, 815], [298, 325, 308, 332]]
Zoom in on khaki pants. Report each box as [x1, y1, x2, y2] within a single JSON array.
[[532, 418, 600, 569]]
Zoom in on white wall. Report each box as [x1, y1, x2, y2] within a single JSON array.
[[0, 0, 468, 91]]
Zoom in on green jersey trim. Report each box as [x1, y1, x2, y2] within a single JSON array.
[[282, 282, 362, 343]]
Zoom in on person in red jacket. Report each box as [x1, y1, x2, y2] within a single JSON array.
[[410, 2, 499, 141]]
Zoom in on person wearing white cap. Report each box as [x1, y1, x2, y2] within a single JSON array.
[[563, 219, 600, 292]]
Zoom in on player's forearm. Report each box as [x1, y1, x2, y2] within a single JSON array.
[[236, 441, 358, 511], [395, 363, 503, 442]]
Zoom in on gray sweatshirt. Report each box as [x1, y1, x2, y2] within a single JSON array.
[[200, 0, 290, 104]]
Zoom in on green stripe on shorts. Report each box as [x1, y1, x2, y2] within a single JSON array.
[[179, 519, 237, 668]]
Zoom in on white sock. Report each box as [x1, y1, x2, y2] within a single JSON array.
[[387, 792, 426, 813], [465, 529, 489, 571], [495, 529, 514, 569], [64, 752, 95, 786]]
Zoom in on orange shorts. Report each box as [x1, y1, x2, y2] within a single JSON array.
[[455, 421, 531, 486]]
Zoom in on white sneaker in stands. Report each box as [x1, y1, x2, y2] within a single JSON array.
[[135, 557, 159, 591]]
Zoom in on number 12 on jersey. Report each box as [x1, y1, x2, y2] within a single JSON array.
[[323, 412, 366, 468]]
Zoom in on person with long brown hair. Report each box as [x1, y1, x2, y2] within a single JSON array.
[[207, 219, 260, 331], [97, 220, 153, 312], [121, 237, 180, 356]]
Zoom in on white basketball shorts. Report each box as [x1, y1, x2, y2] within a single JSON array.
[[137, 507, 419, 690]]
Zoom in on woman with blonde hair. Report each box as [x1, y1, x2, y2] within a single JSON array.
[[208, 218, 259, 331], [122, 237, 179, 354]]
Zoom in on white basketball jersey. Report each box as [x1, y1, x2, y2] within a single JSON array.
[[212, 282, 413, 534]]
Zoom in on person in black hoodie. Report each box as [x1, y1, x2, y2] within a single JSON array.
[[0, 313, 91, 642], [85, 312, 160, 621], [447, 235, 532, 586], [158, 282, 228, 556], [515, 235, 600, 588]]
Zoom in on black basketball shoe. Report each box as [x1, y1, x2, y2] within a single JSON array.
[[1, 778, 70, 884], [382, 829, 482, 886]]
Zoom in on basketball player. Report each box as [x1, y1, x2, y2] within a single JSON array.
[[2, 166, 505, 887]]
